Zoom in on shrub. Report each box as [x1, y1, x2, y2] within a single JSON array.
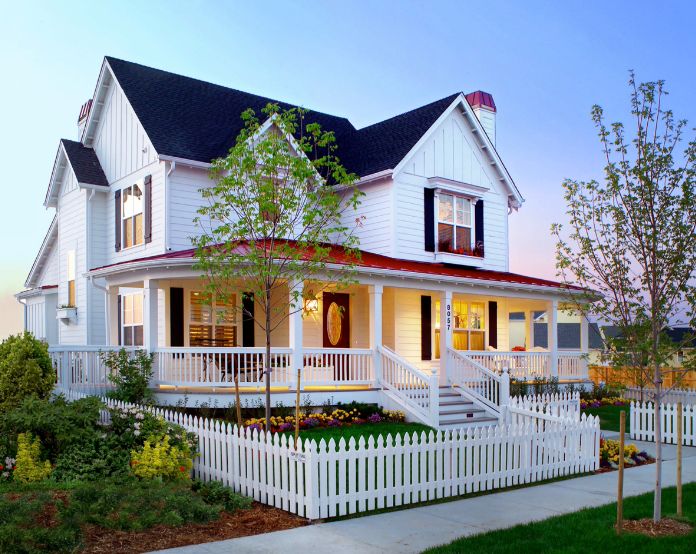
[[52, 435, 131, 482], [191, 480, 252, 512], [14, 433, 52, 483], [0, 395, 103, 461], [102, 349, 154, 404], [0, 333, 54, 410], [130, 434, 193, 481]]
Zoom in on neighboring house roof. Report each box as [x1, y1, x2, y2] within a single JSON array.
[[88, 242, 584, 293], [60, 139, 108, 187], [599, 325, 695, 349], [588, 322, 604, 349]]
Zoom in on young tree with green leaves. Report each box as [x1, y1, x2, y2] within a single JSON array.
[[552, 73, 695, 522], [193, 104, 363, 427]]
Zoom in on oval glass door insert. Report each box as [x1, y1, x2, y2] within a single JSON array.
[[326, 302, 342, 346]]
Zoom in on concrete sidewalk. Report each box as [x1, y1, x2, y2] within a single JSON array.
[[153, 438, 696, 554]]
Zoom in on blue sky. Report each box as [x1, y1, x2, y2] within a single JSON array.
[[0, 0, 694, 338]]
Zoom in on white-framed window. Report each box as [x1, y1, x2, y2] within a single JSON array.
[[122, 293, 143, 346], [122, 183, 144, 249], [189, 291, 237, 347], [66, 250, 76, 306], [437, 194, 473, 255], [434, 299, 486, 356]]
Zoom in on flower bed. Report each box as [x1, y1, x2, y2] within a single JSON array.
[[244, 408, 406, 433], [598, 437, 654, 471], [580, 396, 629, 410]]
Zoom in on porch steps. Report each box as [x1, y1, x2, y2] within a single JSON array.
[[436, 385, 499, 429]]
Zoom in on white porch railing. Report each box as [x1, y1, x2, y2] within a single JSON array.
[[447, 348, 503, 413], [302, 348, 373, 386], [464, 351, 550, 381], [49, 346, 137, 392], [461, 351, 588, 381], [154, 347, 293, 387], [558, 351, 587, 380], [378, 345, 437, 426]]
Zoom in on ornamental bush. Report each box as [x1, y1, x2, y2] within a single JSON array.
[[102, 348, 154, 404], [0, 333, 54, 410], [13, 433, 52, 483], [130, 434, 193, 481]]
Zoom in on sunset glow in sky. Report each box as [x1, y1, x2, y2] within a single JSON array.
[[1, 0, 694, 338]]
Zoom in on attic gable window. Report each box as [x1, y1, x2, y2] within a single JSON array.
[[122, 183, 144, 248], [437, 194, 473, 255]]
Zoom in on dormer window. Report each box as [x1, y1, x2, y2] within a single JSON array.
[[438, 194, 474, 255]]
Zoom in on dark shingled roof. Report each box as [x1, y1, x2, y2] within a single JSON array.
[[61, 139, 108, 187], [105, 57, 464, 177]]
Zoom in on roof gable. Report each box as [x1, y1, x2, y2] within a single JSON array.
[[104, 56, 356, 165], [44, 139, 108, 207], [25, 216, 58, 288]]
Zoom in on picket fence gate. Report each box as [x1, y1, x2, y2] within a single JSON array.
[[630, 401, 696, 446], [58, 388, 599, 520]]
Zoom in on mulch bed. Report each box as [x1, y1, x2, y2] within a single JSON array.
[[622, 517, 693, 537], [81, 502, 307, 554], [596, 458, 655, 474]]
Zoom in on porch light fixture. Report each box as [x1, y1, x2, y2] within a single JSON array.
[[303, 298, 319, 313]]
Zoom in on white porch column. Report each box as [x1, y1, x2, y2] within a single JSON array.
[[548, 299, 558, 378], [108, 286, 120, 346], [439, 289, 453, 386], [526, 310, 534, 349], [369, 284, 384, 384], [289, 279, 304, 381], [143, 279, 159, 352]]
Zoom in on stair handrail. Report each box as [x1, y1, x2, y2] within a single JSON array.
[[377, 345, 438, 426], [447, 348, 507, 414]]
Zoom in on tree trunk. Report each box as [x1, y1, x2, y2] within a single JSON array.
[[653, 363, 662, 522], [264, 287, 272, 430]]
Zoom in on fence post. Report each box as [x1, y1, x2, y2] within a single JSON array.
[[499, 367, 511, 424], [429, 369, 439, 427]]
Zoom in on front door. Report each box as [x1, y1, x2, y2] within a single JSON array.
[[322, 293, 350, 348]]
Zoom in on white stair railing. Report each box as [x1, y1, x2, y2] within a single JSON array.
[[378, 346, 438, 426], [447, 348, 507, 414]]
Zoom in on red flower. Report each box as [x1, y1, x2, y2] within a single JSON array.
[[179, 466, 186, 472], [0, 465, 4, 471]]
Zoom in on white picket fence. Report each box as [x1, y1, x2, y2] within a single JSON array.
[[630, 401, 696, 446], [624, 387, 696, 406], [509, 392, 581, 420], [57, 387, 599, 519]]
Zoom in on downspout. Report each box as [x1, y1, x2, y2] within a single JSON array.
[[165, 160, 176, 251]]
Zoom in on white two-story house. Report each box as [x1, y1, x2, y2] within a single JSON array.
[[17, 57, 591, 428]]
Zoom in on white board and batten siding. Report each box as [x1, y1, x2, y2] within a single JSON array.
[[340, 179, 395, 257], [167, 165, 213, 252], [91, 80, 157, 185], [392, 108, 510, 272]]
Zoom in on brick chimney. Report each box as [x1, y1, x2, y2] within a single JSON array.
[[77, 99, 92, 141], [465, 91, 496, 146]]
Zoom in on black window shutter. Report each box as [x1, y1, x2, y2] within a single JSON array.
[[474, 199, 484, 254], [117, 294, 122, 345], [424, 188, 435, 252], [114, 189, 121, 252], [242, 292, 255, 347], [170, 287, 184, 347], [144, 175, 152, 244], [488, 301, 498, 349], [420, 295, 432, 360]]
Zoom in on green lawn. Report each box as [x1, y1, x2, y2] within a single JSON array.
[[583, 404, 630, 432], [425, 484, 694, 553], [282, 421, 433, 443]]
